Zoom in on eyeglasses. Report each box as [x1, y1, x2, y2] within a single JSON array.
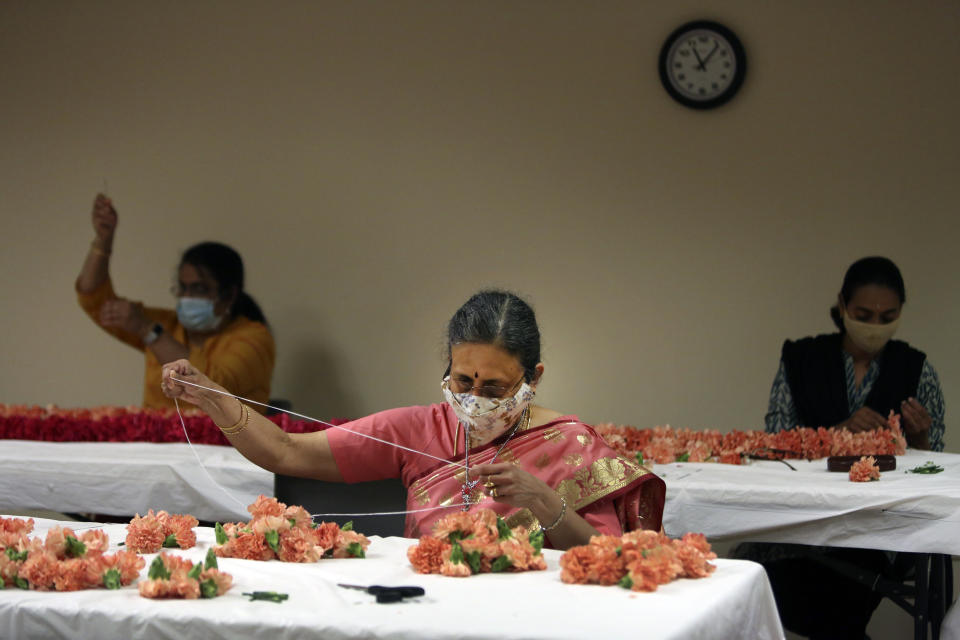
[[171, 283, 216, 298], [446, 374, 525, 399]]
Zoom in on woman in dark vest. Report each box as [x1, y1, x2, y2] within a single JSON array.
[[765, 255, 944, 451], [747, 256, 946, 639]]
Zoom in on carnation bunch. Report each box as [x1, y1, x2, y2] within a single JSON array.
[[126, 510, 199, 553], [138, 549, 232, 599], [213, 495, 369, 562], [407, 508, 547, 577], [595, 410, 906, 466], [560, 530, 716, 592], [0, 519, 143, 592], [849, 456, 881, 482]]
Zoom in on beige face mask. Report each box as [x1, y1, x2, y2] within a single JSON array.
[[842, 308, 901, 354]]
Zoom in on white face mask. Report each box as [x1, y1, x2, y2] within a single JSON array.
[[441, 377, 535, 446], [177, 297, 224, 332], [842, 308, 901, 354]]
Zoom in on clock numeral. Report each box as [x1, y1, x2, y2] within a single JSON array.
[[679, 49, 690, 57]]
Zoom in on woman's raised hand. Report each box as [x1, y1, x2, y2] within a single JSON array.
[[91, 194, 117, 243], [161, 359, 220, 407]]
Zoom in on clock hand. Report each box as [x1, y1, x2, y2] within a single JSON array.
[[701, 43, 720, 67], [691, 47, 706, 71]]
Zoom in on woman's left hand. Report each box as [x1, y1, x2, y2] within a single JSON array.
[[471, 462, 559, 515], [900, 397, 931, 435]]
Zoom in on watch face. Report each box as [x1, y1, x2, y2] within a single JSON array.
[[659, 21, 746, 109]]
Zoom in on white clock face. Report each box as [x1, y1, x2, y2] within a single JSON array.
[[666, 29, 738, 101]]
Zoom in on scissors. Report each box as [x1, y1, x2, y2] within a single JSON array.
[[338, 583, 425, 603]]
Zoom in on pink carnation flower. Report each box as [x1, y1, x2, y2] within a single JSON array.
[[849, 456, 881, 482]]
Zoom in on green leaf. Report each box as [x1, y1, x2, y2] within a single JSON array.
[[449, 541, 464, 565], [447, 530, 466, 543], [242, 591, 289, 603], [5, 548, 27, 563], [15, 576, 29, 590], [148, 555, 171, 581], [287, 518, 297, 527], [341, 521, 354, 531], [187, 563, 202, 581], [675, 452, 690, 463], [636, 452, 645, 466], [528, 529, 544, 555], [465, 550, 482, 574], [204, 548, 218, 571], [346, 542, 365, 558], [200, 578, 219, 599], [161, 534, 179, 548], [65, 535, 87, 558], [310, 521, 319, 529], [214, 523, 228, 545], [907, 461, 944, 474], [615, 546, 622, 557], [491, 555, 513, 573], [0, 579, 4, 589], [496, 517, 513, 541], [265, 529, 280, 554], [103, 568, 122, 590], [618, 575, 633, 589]]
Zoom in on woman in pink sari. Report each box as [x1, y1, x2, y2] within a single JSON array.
[[162, 290, 665, 550]]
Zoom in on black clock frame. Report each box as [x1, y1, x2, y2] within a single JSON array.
[[658, 20, 747, 110]]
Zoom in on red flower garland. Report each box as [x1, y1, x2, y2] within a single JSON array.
[[594, 411, 907, 466], [0, 403, 347, 446]]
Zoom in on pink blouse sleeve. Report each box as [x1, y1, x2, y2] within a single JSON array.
[[326, 405, 435, 484]]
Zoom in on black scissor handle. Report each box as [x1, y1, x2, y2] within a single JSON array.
[[368, 585, 425, 598]]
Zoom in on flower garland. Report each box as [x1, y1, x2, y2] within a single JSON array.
[[594, 411, 906, 466], [138, 549, 232, 599], [0, 517, 144, 591], [126, 510, 199, 553], [407, 508, 547, 577], [0, 403, 347, 445], [849, 456, 881, 482], [560, 531, 716, 592], [213, 495, 370, 562]]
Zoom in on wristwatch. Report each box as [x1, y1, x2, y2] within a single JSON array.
[[143, 323, 164, 346]]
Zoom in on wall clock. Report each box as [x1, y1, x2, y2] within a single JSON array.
[[659, 20, 746, 109]]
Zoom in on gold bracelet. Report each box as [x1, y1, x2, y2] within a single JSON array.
[[89, 242, 111, 257], [219, 401, 249, 436], [540, 495, 567, 532]]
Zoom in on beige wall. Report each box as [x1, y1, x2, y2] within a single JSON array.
[[1, 1, 957, 449]]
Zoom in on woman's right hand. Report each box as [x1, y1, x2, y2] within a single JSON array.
[[161, 359, 222, 409], [91, 193, 117, 243], [840, 406, 888, 433]]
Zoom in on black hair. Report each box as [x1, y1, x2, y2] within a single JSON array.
[[446, 290, 541, 381], [180, 242, 267, 325], [830, 256, 906, 330]]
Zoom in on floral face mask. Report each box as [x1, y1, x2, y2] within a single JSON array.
[[441, 377, 536, 446]]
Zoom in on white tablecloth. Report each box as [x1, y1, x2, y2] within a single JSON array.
[[0, 441, 272, 522], [0, 517, 784, 640], [944, 601, 960, 640], [659, 449, 960, 555]]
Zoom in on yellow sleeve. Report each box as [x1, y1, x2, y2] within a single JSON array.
[[191, 318, 276, 410]]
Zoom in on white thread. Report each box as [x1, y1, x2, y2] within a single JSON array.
[[172, 377, 467, 470], [175, 398, 254, 511], [169, 378, 480, 519]]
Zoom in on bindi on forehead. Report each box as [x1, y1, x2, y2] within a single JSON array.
[[474, 372, 479, 379]]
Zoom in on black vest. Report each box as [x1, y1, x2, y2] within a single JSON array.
[[781, 333, 925, 428]]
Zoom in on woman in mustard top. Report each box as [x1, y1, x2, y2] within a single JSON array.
[[76, 193, 275, 411]]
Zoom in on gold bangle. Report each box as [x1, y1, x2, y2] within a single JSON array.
[[540, 495, 567, 532], [89, 242, 111, 257], [219, 401, 249, 436]]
